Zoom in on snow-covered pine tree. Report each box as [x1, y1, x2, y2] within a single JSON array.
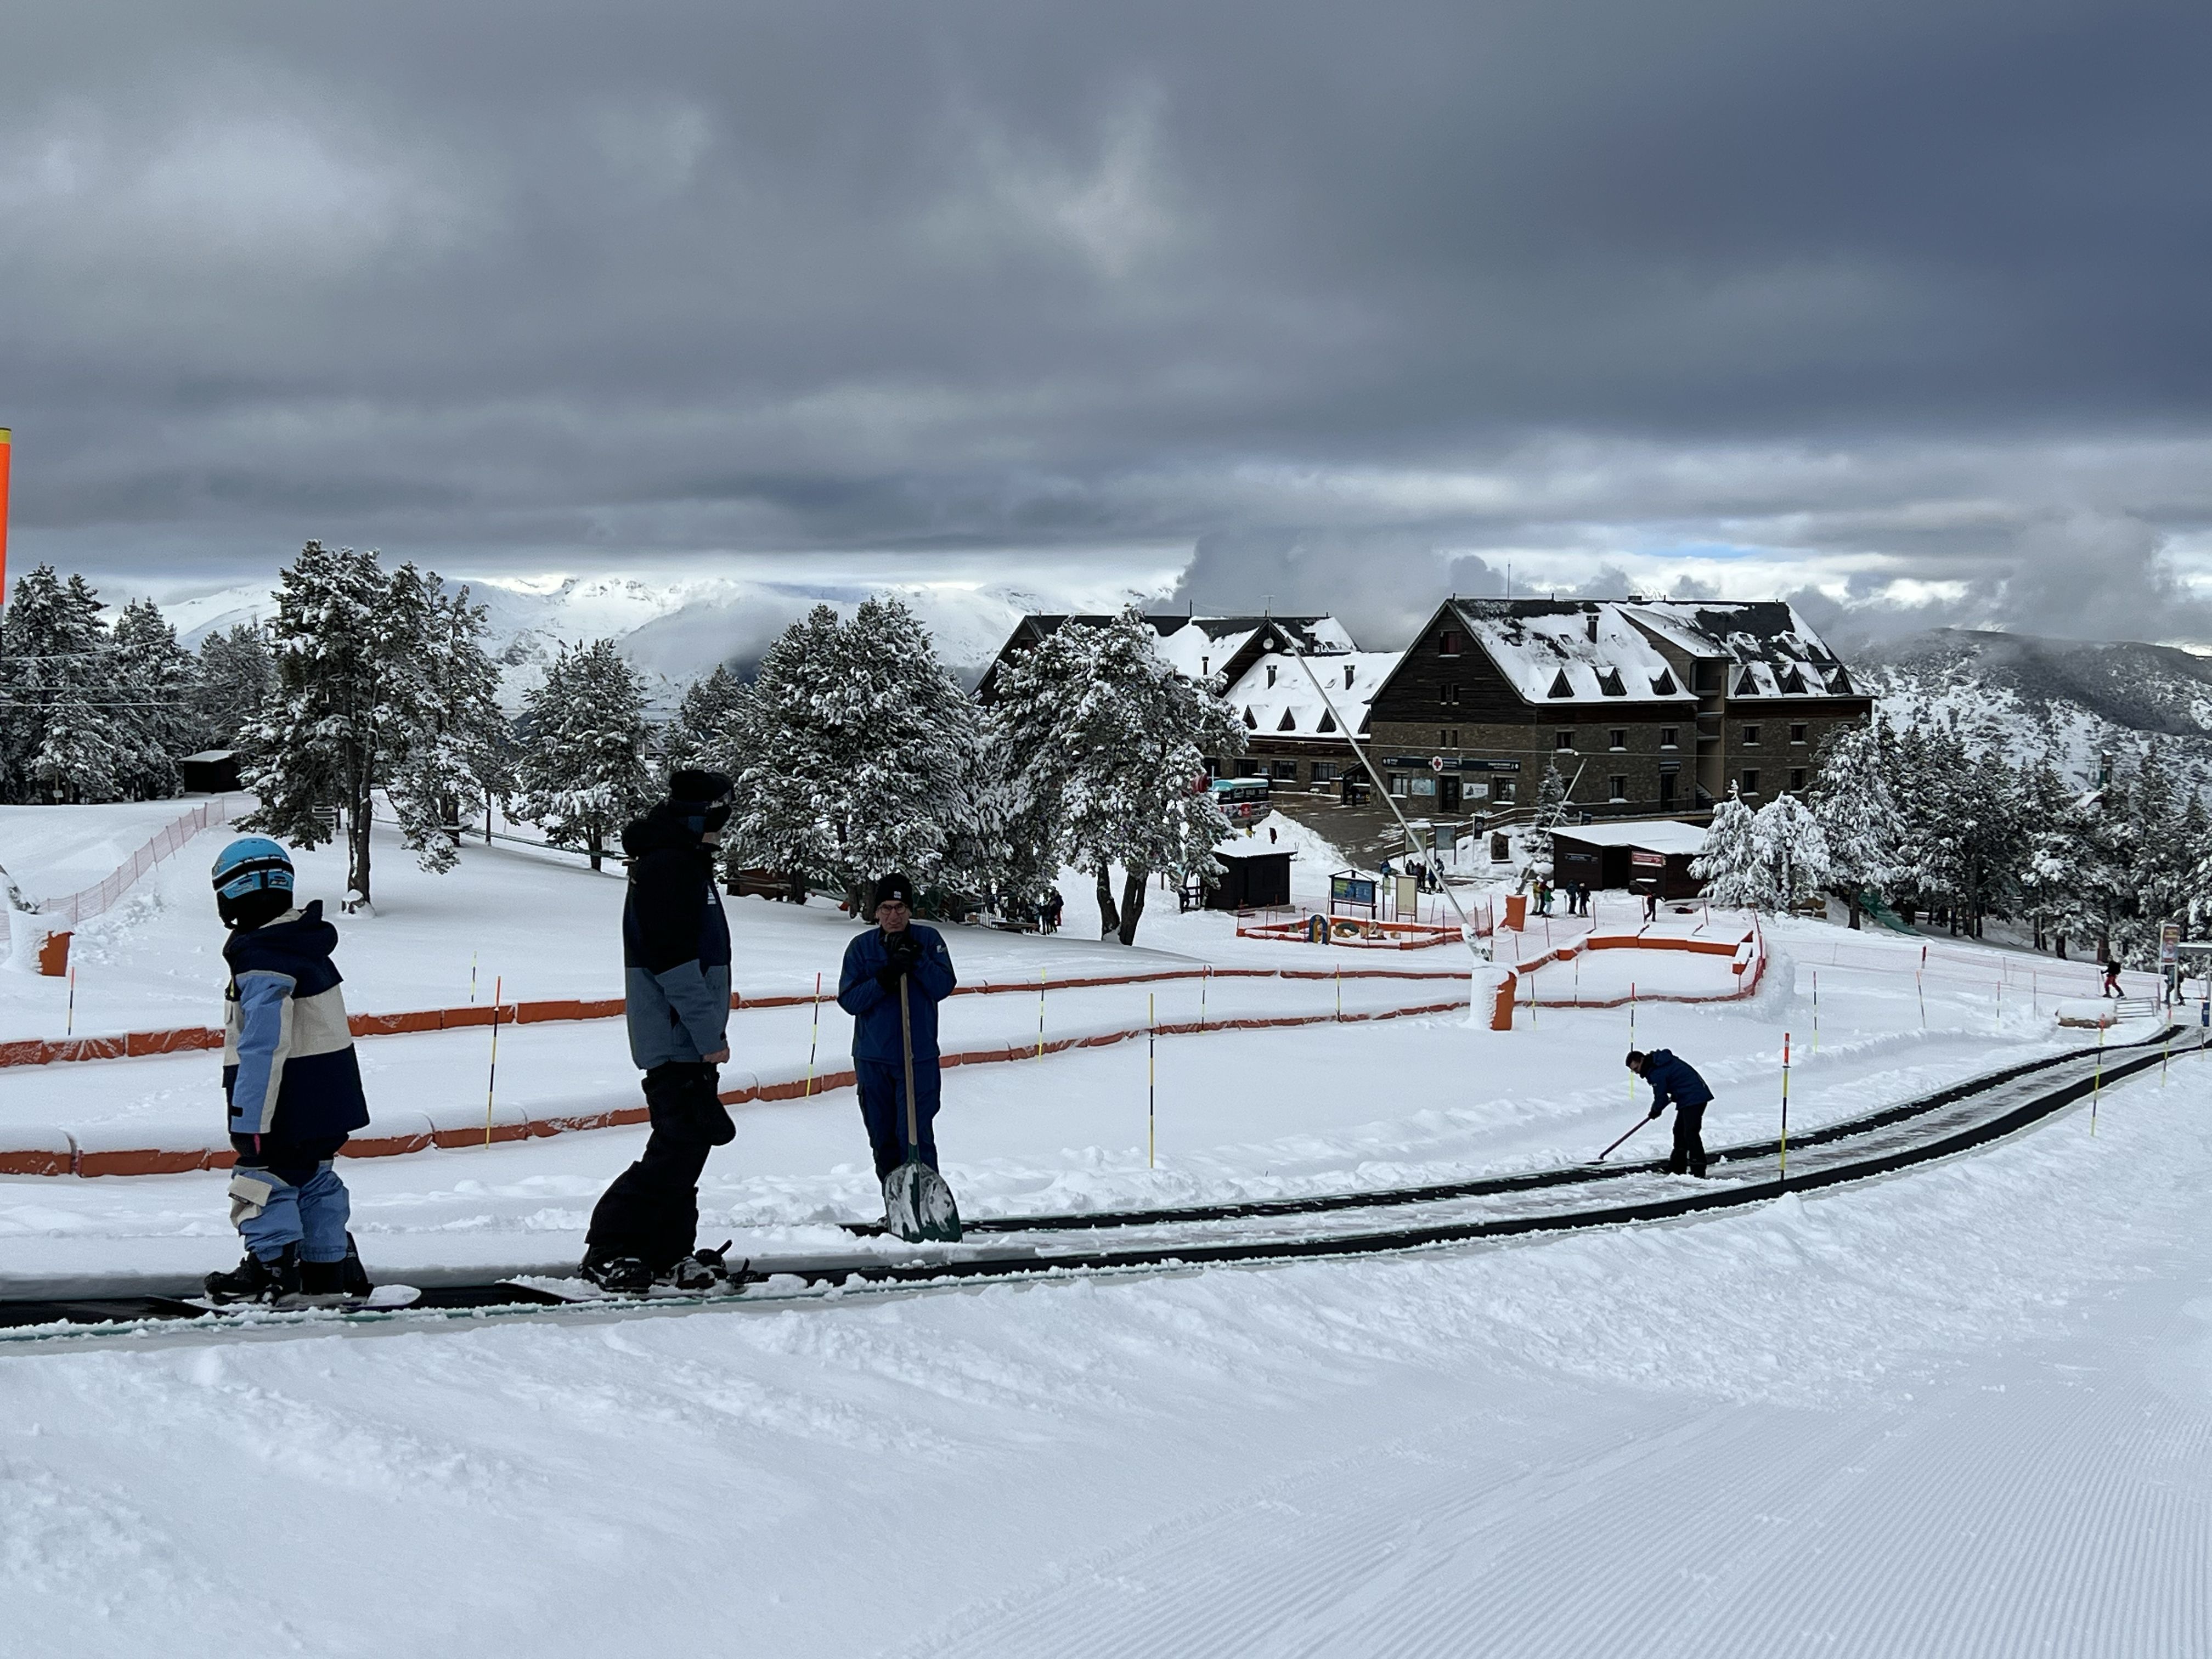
[[663, 664, 750, 777], [1526, 762, 1570, 868], [512, 637, 653, 871], [1809, 719, 1901, 927], [1748, 791, 1835, 913], [193, 622, 273, 751], [1689, 784, 1761, 908], [0, 565, 122, 804], [108, 597, 201, 800], [240, 542, 412, 906], [986, 608, 1245, 945], [730, 600, 981, 911], [385, 574, 511, 873]]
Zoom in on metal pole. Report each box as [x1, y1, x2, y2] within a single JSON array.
[[1036, 967, 1046, 1059], [1780, 1031, 1791, 1181], [483, 975, 503, 1147], [805, 971, 822, 1096], [1147, 993, 1156, 1170]]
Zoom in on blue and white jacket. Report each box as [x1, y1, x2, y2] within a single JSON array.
[[221, 901, 371, 1145], [837, 923, 956, 1063]]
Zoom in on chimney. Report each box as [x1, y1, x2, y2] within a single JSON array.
[[1585, 612, 1599, 642]]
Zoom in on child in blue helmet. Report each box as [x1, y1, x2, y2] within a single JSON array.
[[203, 837, 376, 1303]]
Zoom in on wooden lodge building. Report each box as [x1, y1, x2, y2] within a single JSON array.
[[1362, 598, 1873, 820]]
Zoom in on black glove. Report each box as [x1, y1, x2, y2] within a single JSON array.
[[874, 963, 904, 992], [1646, 1104, 1663, 1120]]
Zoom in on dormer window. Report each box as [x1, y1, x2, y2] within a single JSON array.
[[1824, 664, 1853, 693], [1318, 709, 1337, 732], [1242, 708, 1257, 729], [1779, 666, 1805, 694], [1650, 670, 1676, 696], [1596, 668, 1626, 697], [1277, 709, 1297, 732], [1547, 669, 1574, 698], [1736, 667, 1761, 696]]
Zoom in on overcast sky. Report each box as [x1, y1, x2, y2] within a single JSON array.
[[3, 0, 2208, 650]]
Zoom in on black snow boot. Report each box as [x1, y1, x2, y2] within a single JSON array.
[[580, 1251, 654, 1295], [339, 1233, 373, 1297], [205, 1244, 303, 1304], [662, 1240, 746, 1293]]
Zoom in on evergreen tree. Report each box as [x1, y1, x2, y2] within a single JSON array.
[[1810, 719, 1901, 927], [0, 566, 121, 804], [664, 664, 750, 777], [1527, 762, 1570, 867], [512, 637, 653, 871], [386, 575, 511, 873], [194, 622, 273, 750], [987, 608, 1246, 945], [1690, 785, 1761, 907], [109, 597, 201, 800], [730, 600, 981, 911], [1748, 791, 1835, 913]]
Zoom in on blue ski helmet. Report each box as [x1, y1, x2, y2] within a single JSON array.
[[211, 837, 295, 904]]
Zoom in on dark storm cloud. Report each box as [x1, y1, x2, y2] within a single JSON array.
[[3, 0, 2209, 642]]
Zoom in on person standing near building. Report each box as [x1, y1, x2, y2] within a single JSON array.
[[1627, 1048, 1712, 1177], [837, 873, 957, 1187], [581, 770, 743, 1294]]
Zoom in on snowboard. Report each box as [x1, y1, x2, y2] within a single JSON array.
[[500, 1264, 754, 1305], [186, 1284, 422, 1314]]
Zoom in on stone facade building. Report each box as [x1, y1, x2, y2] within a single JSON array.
[[1362, 598, 1872, 819]]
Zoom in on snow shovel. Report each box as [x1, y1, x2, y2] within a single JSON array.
[[1592, 1114, 1655, 1163], [883, 973, 963, 1243]]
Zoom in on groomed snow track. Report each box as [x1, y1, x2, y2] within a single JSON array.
[[1, 1026, 2187, 1348]]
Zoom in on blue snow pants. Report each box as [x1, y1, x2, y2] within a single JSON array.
[[228, 1155, 352, 1263], [856, 1058, 941, 1182]]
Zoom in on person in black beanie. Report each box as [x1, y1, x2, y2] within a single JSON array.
[[836, 872, 958, 1185], [580, 769, 743, 1293]]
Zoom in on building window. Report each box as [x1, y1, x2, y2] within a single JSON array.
[[1555, 730, 1575, 751], [1439, 682, 1462, 707], [1608, 728, 1627, 751], [1743, 725, 1761, 747], [1438, 630, 1463, 657], [1272, 760, 1299, 781], [1493, 780, 1517, 805], [1410, 776, 1437, 798], [1741, 769, 1760, 794], [1237, 759, 1262, 777], [1790, 723, 1808, 745], [1609, 775, 1628, 802], [1435, 729, 1459, 748], [1660, 726, 1679, 749], [1390, 774, 1409, 797], [1789, 767, 1807, 792], [1312, 761, 1336, 783]]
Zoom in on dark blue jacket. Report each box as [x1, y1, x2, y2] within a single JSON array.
[[1642, 1048, 1713, 1113], [837, 923, 956, 1063], [620, 802, 733, 1068], [221, 901, 371, 1146]]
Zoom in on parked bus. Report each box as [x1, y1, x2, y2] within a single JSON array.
[[1209, 776, 1271, 825]]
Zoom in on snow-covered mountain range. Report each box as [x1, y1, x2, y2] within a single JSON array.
[[1859, 628, 2212, 792], [161, 571, 1158, 710]]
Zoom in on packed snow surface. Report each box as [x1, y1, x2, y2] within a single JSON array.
[[3, 800, 2203, 1655]]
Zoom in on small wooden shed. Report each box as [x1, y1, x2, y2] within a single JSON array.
[[1207, 846, 1293, 911]]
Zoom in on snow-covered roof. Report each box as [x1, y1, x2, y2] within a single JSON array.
[[1550, 820, 1709, 855], [1618, 601, 1853, 698], [1228, 650, 1402, 737], [1448, 601, 1695, 706]]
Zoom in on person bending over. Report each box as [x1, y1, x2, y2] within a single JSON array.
[[1627, 1047, 1713, 1178]]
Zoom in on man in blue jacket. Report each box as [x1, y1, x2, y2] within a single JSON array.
[[837, 872, 957, 1181], [582, 770, 741, 1294], [1628, 1048, 1713, 1177], [204, 837, 376, 1304]]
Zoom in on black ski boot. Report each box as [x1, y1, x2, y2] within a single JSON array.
[[204, 1244, 302, 1305], [662, 1240, 747, 1293], [580, 1250, 654, 1295]]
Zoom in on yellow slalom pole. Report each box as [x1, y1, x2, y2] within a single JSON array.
[[1147, 993, 1156, 1170], [1627, 981, 1637, 1110], [1779, 1031, 1791, 1181], [2092, 1020, 2104, 1135], [805, 970, 821, 1096], [483, 975, 503, 1148], [1037, 968, 1046, 1059]]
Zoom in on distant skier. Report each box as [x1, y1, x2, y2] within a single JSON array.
[[203, 838, 376, 1304], [580, 770, 743, 1295], [837, 873, 957, 1189], [2103, 960, 2123, 998], [1627, 1048, 1712, 1177]]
